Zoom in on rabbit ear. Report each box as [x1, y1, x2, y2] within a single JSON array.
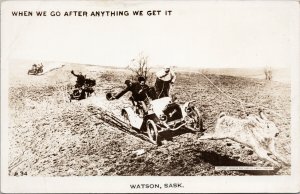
[[219, 112, 226, 118], [259, 110, 268, 120], [248, 115, 260, 124]]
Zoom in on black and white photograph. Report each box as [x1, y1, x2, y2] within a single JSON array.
[[1, 0, 300, 193]]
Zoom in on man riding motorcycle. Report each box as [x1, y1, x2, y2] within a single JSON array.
[[71, 70, 86, 88], [69, 70, 96, 101]]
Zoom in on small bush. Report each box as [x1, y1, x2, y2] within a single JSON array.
[[127, 52, 151, 82], [264, 66, 273, 81]]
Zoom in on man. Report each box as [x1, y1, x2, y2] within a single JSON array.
[[136, 76, 151, 112], [112, 77, 149, 114], [32, 64, 37, 71], [71, 70, 86, 88], [36, 63, 43, 73], [155, 65, 176, 98], [38, 63, 43, 68]]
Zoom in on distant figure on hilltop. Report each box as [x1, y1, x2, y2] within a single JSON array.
[[155, 66, 176, 98], [32, 64, 37, 71], [28, 63, 43, 75], [71, 70, 86, 88]]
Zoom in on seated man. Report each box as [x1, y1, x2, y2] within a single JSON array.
[[112, 77, 150, 114], [32, 64, 37, 71]]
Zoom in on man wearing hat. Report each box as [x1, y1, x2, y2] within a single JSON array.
[[155, 65, 176, 98], [111, 77, 150, 114]]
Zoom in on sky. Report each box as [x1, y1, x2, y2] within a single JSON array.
[[1, 1, 299, 68]]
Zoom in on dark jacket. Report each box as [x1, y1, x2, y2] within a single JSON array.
[[71, 72, 85, 87], [115, 82, 149, 101]]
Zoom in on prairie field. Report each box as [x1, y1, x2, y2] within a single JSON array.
[[8, 63, 291, 176]]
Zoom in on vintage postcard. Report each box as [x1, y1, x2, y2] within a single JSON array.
[[1, 0, 300, 193]]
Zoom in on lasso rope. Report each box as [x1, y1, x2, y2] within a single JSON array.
[[199, 72, 283, 118], [200, 73, 246, 113]]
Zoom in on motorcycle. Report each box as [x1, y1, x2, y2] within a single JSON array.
[[28, 64, 43, 75]]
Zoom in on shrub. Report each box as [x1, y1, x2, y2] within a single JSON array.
[[264, 66, 273, 81]]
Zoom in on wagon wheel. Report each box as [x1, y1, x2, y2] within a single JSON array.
[[146, 120, 160, 145], [187, 107, 203, 132], [122, 111, 132, 129]]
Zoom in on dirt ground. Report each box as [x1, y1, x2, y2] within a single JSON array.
[[8, 63, 291, 176]]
